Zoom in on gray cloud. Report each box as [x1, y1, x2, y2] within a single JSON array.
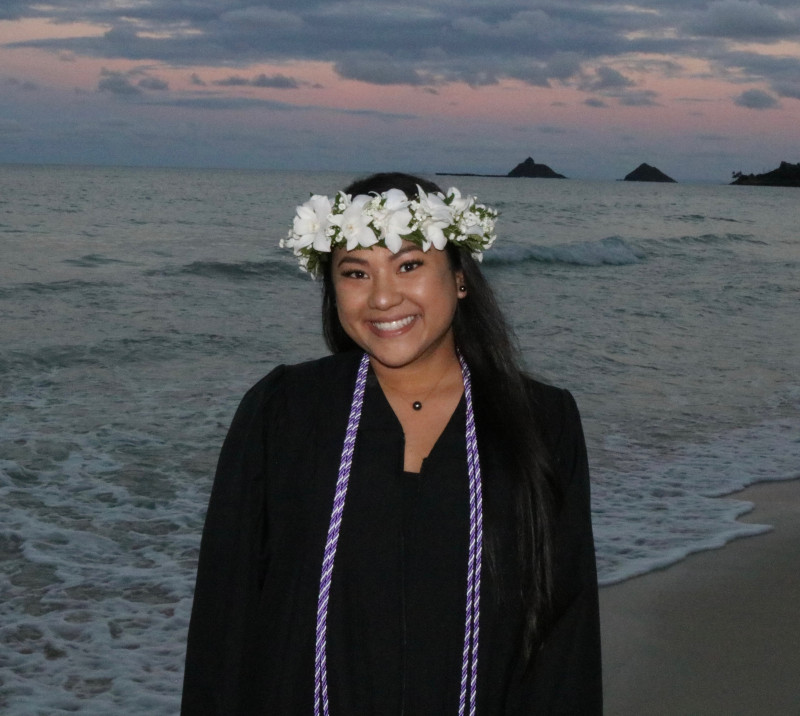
[[577, 65, 659, 106], [98, 70, 141, 96], [334, 54, 435, 86], [718, 50, 800, 99], [97, 68, 171, 95], [734, 88, 780, 108], [213, 76, 253, 87], [0, 1, 32, 21], [219, 7, 304, 31], [4, 0, 800, 101], [689, 0, 799, 40], [583, 66, 636, 91], [617, 90, 661, 107], [772, 81, 800, 99], [213, 72, 301, 89], [0, 2, 698, 72], [138, 76, 169, 91], [251, 73, 300, 89]]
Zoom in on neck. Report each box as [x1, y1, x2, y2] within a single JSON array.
[[369, 346, 461, 396]]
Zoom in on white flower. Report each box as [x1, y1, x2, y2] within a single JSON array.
[[292, 194, 332, 252], [330, 194, 378, 250], [416, 186, 454, 225], [445, 187, 472, 215], [419, 219, 448, 250], [414, 187, 454, 250], [372, 189, 413, 253]]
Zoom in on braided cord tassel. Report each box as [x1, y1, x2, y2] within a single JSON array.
[[313, 352, 483, 716], [458, 353, 484, 716], [314, 353, 370, 716]]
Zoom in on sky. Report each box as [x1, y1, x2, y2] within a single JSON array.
[[1, 0, 799, 182]]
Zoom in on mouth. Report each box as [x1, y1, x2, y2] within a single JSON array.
[[370, 315, 417, 332]]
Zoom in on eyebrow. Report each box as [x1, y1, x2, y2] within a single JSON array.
[[336, 254, 368, 267], [335, 244, 423, 268], [393, 245, 423, 259]]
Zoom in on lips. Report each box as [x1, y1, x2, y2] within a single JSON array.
[[370, 315, 416, 332]]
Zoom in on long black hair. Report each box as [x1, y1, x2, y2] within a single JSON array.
[[321, 172, 558, 660]]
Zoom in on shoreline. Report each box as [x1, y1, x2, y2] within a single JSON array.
[[600, 478, 800, 715]]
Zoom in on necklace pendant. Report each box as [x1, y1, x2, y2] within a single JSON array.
[[412, 401, 422, 411]]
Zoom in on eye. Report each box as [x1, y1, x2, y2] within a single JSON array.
[[399, 260, 422, 273], [340, 269, 367, 279]]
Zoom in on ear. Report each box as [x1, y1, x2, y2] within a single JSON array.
[[455, 270, 467, 298]]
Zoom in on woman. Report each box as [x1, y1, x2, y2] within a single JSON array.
[[182, 173, 601, 714]]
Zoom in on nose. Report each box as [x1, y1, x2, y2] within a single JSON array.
[[367, 272, 402, 310]]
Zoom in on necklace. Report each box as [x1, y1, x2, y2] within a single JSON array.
[[313, 352, 484, 716], [382, 360, 454, 411]]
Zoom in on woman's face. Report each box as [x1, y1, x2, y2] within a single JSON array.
[[331, 240, 464, 371]]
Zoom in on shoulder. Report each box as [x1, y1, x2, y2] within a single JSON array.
[[523, 375, 573, 414], [523, 375, 582, 434], [523, 375, 587, 474], [281, 350, 363, 391], [237, 350, 363, 422]]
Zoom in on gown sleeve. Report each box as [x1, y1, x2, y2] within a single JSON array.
[[181, 366, 286, 716], [529, 388, 603, 714]]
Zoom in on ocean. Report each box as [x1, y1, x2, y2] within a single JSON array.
[[1, 164, 798, 714]]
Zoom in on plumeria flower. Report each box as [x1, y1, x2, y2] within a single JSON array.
[[292, 194, 333, 252], [419, 219, 448, 250], [330, 194, 378, 250], [414, 187, 455, 250], [372, 189, 413, 252], [445, 187, 472, 215], [416, 186, 454, 225]]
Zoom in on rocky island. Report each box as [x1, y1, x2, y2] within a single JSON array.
[[437, 156, 566, 179], [730, 161, 800, 187], [507, 157, 566, 178], [623, 163, 676, 182]]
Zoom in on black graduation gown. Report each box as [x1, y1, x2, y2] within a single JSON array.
[[181, 351, 601, 714]]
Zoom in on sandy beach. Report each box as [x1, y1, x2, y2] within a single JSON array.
[[600, 478, 800, 715]]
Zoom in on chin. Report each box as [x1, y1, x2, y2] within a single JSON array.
[[365, 349, 419, 370]]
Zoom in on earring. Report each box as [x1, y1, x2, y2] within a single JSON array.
[[459, 285, 467, 293]]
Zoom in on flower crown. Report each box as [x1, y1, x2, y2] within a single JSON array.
[[280, 186, 498, 277]]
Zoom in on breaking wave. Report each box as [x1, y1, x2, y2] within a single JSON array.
[[485, 236, 644, 267]]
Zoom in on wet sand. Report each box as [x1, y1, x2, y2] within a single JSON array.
[[600, 478, 800, 715]]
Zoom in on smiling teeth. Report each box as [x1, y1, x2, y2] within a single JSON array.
[[372, 316, 415, 331]]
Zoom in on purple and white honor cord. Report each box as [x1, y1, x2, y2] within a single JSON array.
[[313, 352, 484, 716], [458, 350, 483, 716]]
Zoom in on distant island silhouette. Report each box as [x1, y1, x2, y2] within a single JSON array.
[[437, 156, 565, 179], [507, 157, 566, 178], [623, 163, 676, 183], [730, 161, 800, 187], [436, 157, 799, 185]]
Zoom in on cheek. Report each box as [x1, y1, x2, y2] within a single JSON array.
[[335, 301, 352, 329], [332, 285, 360, 326]]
